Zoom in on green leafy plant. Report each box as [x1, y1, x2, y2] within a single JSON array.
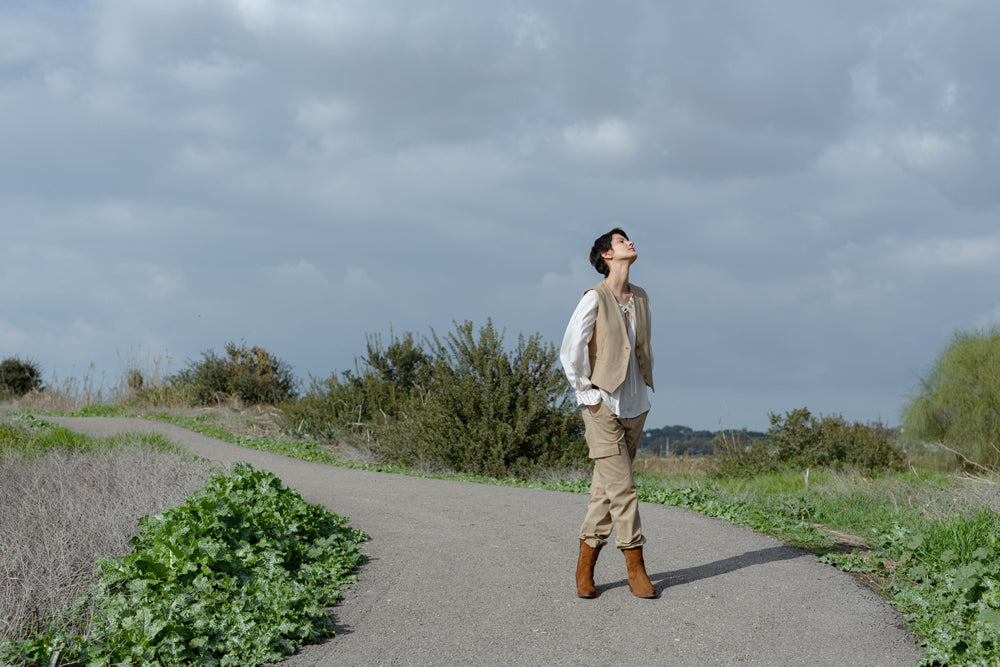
[[3, 464, 366, 666], [173, 341, 298, 406], [864, 509, 1000, 666], [0, 357, 43, 398], [902, 326, 1000, 469]]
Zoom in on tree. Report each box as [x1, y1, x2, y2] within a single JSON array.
[[901, 327, 1000, 468]]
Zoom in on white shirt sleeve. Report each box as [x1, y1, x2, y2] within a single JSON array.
[[559, 290, 603, 406]]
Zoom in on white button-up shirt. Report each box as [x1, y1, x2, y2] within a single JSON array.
[[560, 290, 651, 419]]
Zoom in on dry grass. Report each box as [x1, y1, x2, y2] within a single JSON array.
[[2, 387, 90, 414], [952, 472, 1000, 513], [2, 351, 182, 415], [0, 440, 216, 642], [633, 454, 710, 476], [182, 402, 288, 440], [4, 372, 291, 443]]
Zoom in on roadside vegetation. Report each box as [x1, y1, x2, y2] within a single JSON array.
[[0, 414, 365, 666], [0, 413, 213, 655], [280, 320, 586, 477], [901, 325, 1000, 470], [3, 322, 1000, 665]]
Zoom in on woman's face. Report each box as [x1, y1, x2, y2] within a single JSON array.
[[604, 233, 637, 263]]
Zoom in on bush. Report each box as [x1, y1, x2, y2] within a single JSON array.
[[396, 320, 587, 477], [709, 428, 768, 476], [712, 407, 905, 476], [0, 357, 43, 398], [282, 331, 433, 441], [901, 326, 1000, 469], [281, 321, 587, 477], [172, 342, 298, 406]]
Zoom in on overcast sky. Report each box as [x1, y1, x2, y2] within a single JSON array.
[[2, 1, 999, 431]]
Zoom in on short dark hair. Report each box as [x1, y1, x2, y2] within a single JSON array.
[[589, 228, 628, 277]]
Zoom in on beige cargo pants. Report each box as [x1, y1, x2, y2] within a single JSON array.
[[578, 400, 649, 550]]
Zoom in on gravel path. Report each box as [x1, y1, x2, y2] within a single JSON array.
[[44, 416, 923, 666]]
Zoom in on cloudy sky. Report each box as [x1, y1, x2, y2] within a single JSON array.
[[2, 1, 998, 431]]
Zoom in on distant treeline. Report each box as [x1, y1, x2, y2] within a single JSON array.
[[639, 425, 767, 457]]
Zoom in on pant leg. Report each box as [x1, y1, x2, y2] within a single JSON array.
[[578, 403, 649, 550], [620, 410, 648, 462], [579, 464, 615, 548]]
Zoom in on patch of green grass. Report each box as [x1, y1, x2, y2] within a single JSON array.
[[821, 508, 1000, 665], [708, 468, 830, 495], [74, 404, 121, 418], [148, 413, 338, 464], [0, 411, 181, 462]]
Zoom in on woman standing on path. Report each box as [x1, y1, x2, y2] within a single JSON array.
[[560, 228, 656, 599]]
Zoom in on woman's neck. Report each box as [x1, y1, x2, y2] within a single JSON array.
[[604, 265, 631, 300]]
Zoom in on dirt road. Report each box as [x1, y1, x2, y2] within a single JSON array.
[[44, 416, 922, 666]]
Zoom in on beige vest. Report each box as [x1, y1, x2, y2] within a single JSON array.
[[587, 280, 654, 393]]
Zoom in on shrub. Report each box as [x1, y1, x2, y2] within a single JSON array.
[[126, 368, 145, 392], [281, 321, 587, 477], [173, 342, 298, 406], [709, 428, 772, 476], [712, 407, 905, 476], [281, 331, 433, 441], [901, 326, 1000, 469], [392, 320, 586, 477], [0, 357, 43, 398]]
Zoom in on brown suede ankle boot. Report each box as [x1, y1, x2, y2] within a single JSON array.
[[576, 541, 602, 598], [623, 546, 655, 598]]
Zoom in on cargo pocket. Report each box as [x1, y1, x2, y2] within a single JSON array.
[[582, 401, 625, 459]]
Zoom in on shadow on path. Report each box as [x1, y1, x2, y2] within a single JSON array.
[[598, 545, 805, 595]]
